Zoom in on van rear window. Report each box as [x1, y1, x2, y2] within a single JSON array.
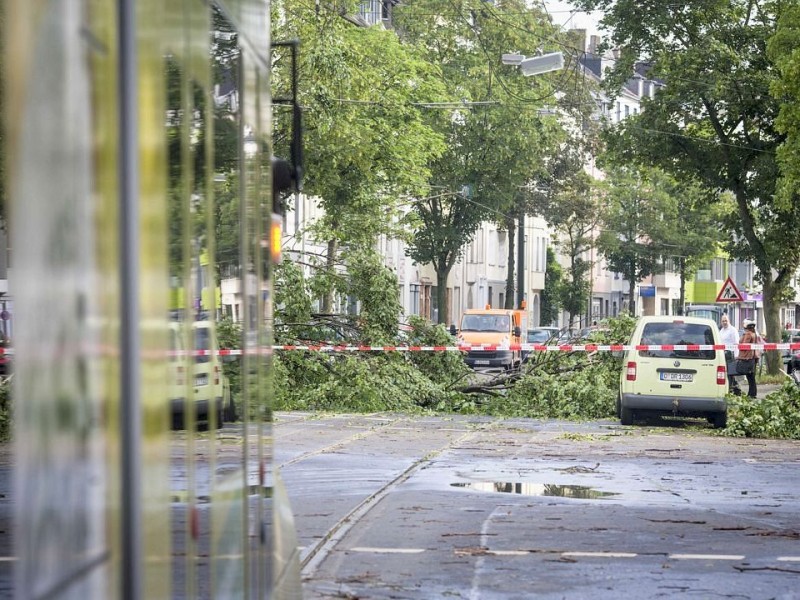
[[195, 327, 211, 363], [638, 322, 717, 359]]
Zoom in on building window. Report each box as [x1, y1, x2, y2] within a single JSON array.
[[711, 258, 724, 281], [697, 263, 712, 281], [410, 284, 420, 315]]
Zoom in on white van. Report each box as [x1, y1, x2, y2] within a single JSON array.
[[169, 319, 234, 429], [618, 316, 728, 428]]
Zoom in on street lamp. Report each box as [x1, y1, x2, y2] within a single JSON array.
[[502, 51, 564, 76]]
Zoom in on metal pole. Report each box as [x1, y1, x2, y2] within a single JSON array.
[[118, 0, 142, 598]]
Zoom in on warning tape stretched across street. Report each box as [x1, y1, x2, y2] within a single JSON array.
[[177, 342, 800, 356], [1, 344, 798, 358]]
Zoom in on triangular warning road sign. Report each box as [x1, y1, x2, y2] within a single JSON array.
[[716, 276, 744, 302]]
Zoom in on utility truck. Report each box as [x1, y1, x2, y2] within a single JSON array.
[[453, 306, 527, 371]]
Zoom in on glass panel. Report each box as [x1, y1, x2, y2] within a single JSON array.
[[209, 5, 248, 598], [7, 1, 294, 598], [8, 2, 112, 597]]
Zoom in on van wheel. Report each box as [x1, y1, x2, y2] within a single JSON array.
[[711, 412, 727, 429], [620, 405, 633, 426]]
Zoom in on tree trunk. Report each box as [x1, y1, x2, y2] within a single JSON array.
[[678, 257, 686, 315], [628, 273, 636, 316], [435, 265, 451, 325], [322, 237, 337, 313], [731, 186, 789, 375], [504, 218, 515, 309], [762, 277, 783, 375]]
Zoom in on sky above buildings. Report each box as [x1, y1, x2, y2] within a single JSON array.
[[542, 0, 604, 38]]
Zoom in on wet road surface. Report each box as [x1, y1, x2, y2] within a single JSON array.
[[1, 402, 798, 599], [274, 412, 800, 600]]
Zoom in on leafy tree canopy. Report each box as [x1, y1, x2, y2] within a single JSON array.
[[575, 0, 800, 367], [393, 0, 578, 320], [273, 1, 449, 247]]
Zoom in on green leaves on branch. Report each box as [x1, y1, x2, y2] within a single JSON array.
[[723, 383, 800, 440]]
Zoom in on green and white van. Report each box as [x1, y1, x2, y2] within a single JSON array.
[[169, 319, 234, 429], [618, 316, 728, 428]]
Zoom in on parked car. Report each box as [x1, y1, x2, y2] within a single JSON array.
[[523, 327, 560, 361], [526, 327, 560, 344], [781, 329, 800, 370], [618, 316, 728, 428]]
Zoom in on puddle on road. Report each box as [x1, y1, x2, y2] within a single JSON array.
[[451, 481, 618, 499]]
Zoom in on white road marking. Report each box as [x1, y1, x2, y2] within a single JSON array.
[[469, 505, 504, 600], [349, 547, 425, 554], [487, 550, 530, 556], [669, 554, 745, 560], [0, 557, 17, 562], [777, 557, 800, 562], [562, 552, 637, 558]]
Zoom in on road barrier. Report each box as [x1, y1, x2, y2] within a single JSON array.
[[202, 342, 800, 355], [3, 343, 796, 357]]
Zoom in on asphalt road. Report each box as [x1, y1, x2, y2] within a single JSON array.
[[1, 392, 798, 599], [275, 411, 800, 600]]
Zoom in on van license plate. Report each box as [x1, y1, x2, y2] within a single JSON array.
[[661, 372, 692, 382], [475, 360, 490, 365], [195, 374, 208, 386]]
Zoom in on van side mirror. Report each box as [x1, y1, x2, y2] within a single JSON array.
[[513, 326, 521, 338], [449, 324, 457, 336]]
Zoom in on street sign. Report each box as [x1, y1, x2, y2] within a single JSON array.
[[716, 276, 744, 302]]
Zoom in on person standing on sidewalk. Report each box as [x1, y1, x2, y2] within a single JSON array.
[[719, 315, 741, 395], [739, 320, 759, 398]]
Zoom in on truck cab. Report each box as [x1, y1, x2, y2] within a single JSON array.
[[456, 307, 527, 370], [685, 305, 724, 327]]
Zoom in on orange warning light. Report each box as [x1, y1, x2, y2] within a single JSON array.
[[271, 214, 283, 263]]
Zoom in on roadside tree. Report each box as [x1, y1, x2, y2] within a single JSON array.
[[576, 0, 800, 372], [394, 0, 568, 323], [540, 247, 563, 327], [532, 163, 600, 328], [596, 167, 669, 316], [273, 1, 447, 312]]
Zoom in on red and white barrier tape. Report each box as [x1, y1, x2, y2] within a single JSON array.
[[3, 343, 798, 357], [189, 342, 800, 355]]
